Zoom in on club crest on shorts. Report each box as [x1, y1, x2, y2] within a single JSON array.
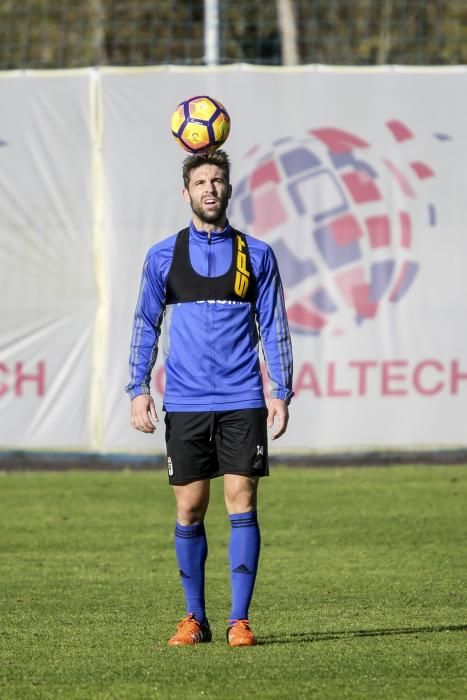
[[167, 456, 174, 476]]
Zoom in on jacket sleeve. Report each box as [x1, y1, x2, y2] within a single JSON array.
[[255, 246, 294, 403], [125, 250, 166, 399]]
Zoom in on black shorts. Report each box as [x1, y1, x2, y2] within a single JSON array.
[[164, 408, 269, 485]]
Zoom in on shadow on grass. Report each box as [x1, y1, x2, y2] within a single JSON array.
[[258, 623, 467, 645]]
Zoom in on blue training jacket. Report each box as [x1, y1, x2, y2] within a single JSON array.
[[126, 220, 293, 411]]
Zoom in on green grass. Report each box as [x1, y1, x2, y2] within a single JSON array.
[[0, 465, 466, 699]]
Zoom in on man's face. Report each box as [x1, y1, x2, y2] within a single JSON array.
[[183, 164, 232, 227]]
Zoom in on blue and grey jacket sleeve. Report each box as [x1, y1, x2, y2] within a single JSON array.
[[255, 247, 294, 403], [125, 250, 166, 399]]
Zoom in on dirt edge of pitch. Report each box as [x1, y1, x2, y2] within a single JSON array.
[[1, 449, 467, 471]]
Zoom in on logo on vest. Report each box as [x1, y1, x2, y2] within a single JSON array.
[[234, 235, 250, 298]]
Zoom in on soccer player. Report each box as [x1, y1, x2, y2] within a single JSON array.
[[126, 149, 293, 646]]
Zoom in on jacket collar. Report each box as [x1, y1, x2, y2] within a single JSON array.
[[190, 220, 232, 243]]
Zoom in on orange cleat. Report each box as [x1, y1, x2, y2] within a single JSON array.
[[168, 613, 212, 646], [227, 619, 257, 647]]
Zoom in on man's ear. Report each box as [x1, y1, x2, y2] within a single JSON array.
[[228, 184, 232, 200], [182, 187, 190, 203]]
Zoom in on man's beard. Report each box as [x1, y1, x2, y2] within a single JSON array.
[[190, 192, 229, 226]]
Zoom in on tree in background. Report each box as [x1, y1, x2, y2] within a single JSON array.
[[0, 0, 466, 70]]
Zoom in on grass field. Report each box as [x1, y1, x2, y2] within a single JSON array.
[[1, 465, 466, 699]]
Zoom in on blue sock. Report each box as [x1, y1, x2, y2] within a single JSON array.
[[174, 522, 208, 623], [228, 511, 261, 622]]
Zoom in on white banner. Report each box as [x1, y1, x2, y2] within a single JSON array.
[[1, 66, 467, 453], [0, 71, 96, 449]]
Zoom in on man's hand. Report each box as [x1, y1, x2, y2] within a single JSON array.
[[130, 394, 159, 433], [267, 398, 289, 440]]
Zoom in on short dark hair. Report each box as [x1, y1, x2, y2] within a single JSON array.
[[182, 149, 230, 188]]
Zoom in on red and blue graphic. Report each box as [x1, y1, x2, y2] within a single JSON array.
[[230, 121, 441, 335]]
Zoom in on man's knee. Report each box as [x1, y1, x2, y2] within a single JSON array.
[[173, 480, 210, 525], [224, 475, 258, 514], [176, 502, 206, 525]]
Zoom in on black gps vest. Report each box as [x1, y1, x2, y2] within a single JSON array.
[[165, 227, 256, 304]]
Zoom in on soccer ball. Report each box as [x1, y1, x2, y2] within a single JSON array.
[[170, 95, 231, 154]]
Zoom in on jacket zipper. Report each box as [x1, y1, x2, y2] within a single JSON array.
[[207, 231, 212, 275], [207, 231, 214, 402]]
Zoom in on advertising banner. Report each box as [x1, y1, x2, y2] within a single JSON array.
[[1, 67, 467, 453], [0, 71, 96, 449], [101, 67, 467, 453]]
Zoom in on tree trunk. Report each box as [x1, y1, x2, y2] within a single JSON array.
[[90, 0, 108, 65], [378, 0, 393, 65], [277, 0, 299, 65]]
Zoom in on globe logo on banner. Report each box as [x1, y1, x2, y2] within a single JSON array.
[[230, 121, 438, 335]]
